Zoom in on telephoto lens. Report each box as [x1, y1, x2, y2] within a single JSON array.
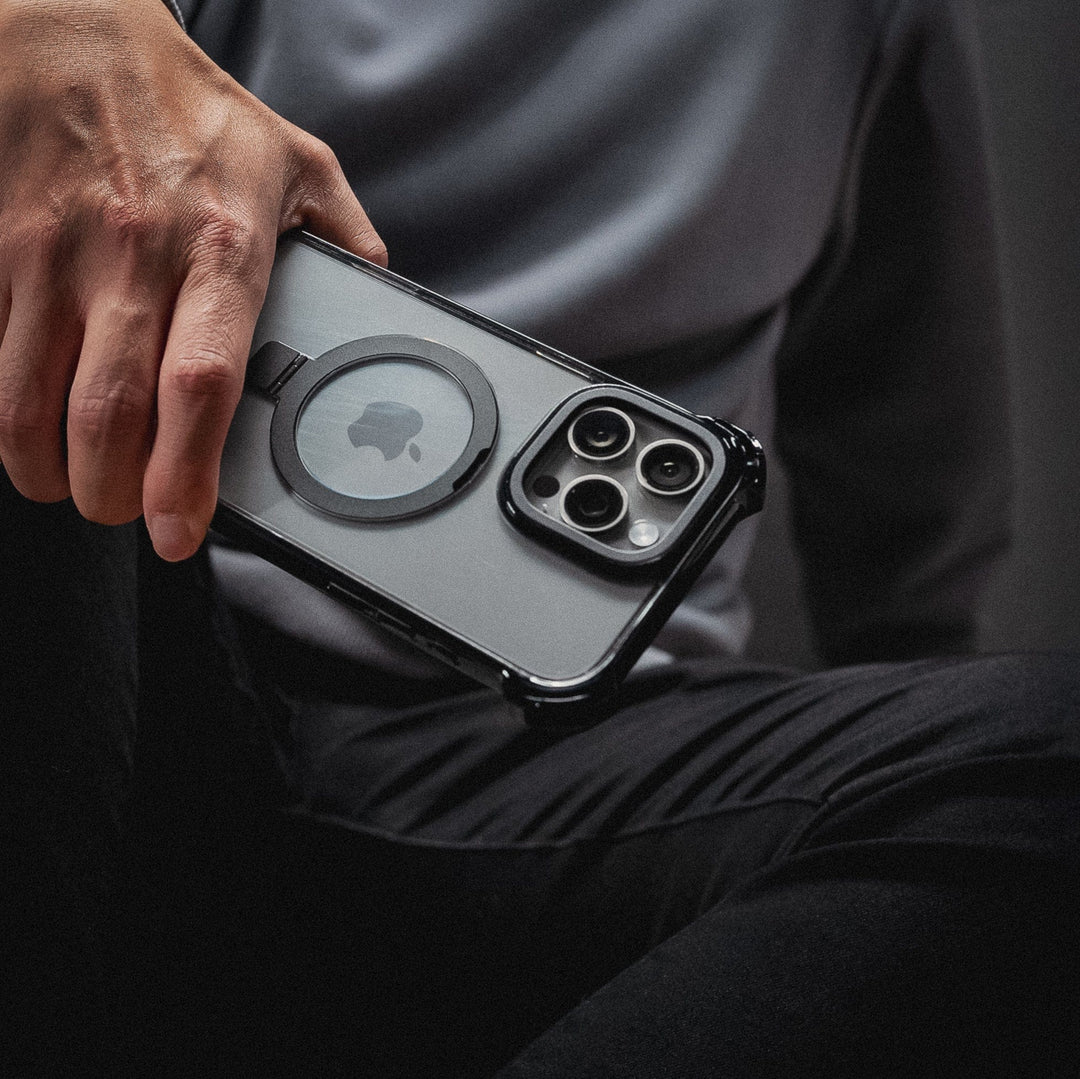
[[636, 439, 705, 496], [560, 475, 629, 532], [568, 407, 636, 460]]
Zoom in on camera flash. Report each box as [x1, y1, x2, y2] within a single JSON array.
[[628, 520, 660, 548]]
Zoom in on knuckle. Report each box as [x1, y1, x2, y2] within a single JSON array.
[[0, 394, 58, 455], [97, 190, 161, 252], [188, 207, 260, 272], [294, 131, 342, 181], [6, 214, 64, 265], [168, 347, 240, 402], [67, 378, 153, 449], [106, 294, 157, 338]]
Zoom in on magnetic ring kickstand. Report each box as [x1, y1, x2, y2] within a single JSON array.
[[247, 335, 499, 520]]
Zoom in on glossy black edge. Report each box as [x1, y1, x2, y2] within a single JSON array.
[[500, 384, 741, 579], [268, 334, 498, 521], [281, 230, 617, 389], [506, 423, 765, 727]]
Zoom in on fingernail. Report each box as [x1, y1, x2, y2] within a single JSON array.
[[147, 513, 197, 562]]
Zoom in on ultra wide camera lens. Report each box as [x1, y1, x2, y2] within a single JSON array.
[[636, 439, 706, 496], [560, 475, 629, 533], [568, 407, 635, 460]]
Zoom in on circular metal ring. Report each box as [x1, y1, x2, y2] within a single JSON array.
[[559, 474, 629, 534], [635, 438, 706, 497], [270, 335, 498, 520], [567, 406, 636, 461]]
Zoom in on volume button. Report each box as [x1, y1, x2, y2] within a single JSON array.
[[326, 583, 413, 638], [326, 581, 375, 619]]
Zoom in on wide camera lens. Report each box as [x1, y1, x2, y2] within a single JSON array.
[[568, 407, 635, 460], [560, 475, 629, 533], [637, 439, 705, 496]]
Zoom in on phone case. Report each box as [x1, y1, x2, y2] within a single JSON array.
[[215, 231, 765, 727]]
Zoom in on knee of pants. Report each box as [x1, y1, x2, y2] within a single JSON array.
[[792, 651, 1080, 868], [935, 650, 1080, 753]]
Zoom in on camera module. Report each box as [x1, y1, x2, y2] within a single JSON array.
[[560, 475, 629, 533], [568, 407, 636, 460], [636, 439, 705, 497]]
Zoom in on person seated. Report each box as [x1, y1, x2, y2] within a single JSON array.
[[1, 0, 1077, 1074]]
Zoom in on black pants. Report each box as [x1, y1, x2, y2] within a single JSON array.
[[3, 468, 1079, 1078]]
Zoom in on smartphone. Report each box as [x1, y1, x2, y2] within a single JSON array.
[[214, 231, 765, 727]]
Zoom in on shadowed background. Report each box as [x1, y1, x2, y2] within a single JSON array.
[[746, 0, 1080, 666]]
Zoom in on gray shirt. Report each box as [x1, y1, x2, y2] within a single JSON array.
[[178, 0, 1009, 680]]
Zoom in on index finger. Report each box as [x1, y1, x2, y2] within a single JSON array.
[[142, 228, 271, 561]]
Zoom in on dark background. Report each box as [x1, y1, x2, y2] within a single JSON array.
[[746, 1, 1080, 667]]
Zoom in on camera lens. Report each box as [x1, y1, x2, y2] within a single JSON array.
[[568, 407, 635, 460], [560, 475, 629, 533], [636, 439, 706, 496]]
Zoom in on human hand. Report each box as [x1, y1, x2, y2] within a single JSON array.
[[0, 0, 386, 560]]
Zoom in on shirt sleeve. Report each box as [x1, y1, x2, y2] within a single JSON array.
[[773, 0, 1011, 665]]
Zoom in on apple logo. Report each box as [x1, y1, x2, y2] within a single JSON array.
[[348, 401, 423, 463]]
